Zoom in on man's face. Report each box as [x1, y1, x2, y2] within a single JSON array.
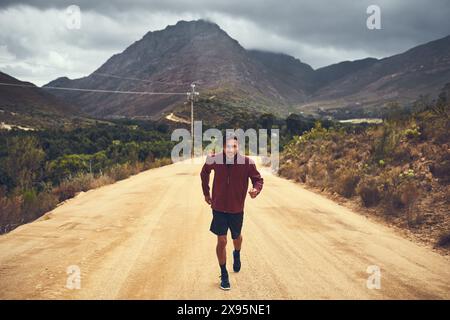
[[225, 139, 238, 158]]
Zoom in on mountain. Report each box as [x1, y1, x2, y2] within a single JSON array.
[[45, 20, 312, 119], [0, 71, 86, 128], [0, 71, 78, 113], [44, 20, 450, 119], [312, 57, 379, 88], [248, 49, 315, 98], [304, 35, 450, 112]]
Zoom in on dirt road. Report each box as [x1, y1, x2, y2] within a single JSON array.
[[0, 159, 449, 299]]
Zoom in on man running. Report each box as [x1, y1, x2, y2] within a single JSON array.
[[200, 134, 264, 290]]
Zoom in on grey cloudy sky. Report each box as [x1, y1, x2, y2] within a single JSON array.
[[0, 0, 449, 86]]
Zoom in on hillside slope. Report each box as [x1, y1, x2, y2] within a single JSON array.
[[303, 35, 450, 111], [0, 72, 85, 129]]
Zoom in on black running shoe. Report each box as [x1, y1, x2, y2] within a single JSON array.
[[233, 250, 241, 272], [220, 273, 231, 290]]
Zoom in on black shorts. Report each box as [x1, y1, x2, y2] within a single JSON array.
[[210, 210, 244, 240]]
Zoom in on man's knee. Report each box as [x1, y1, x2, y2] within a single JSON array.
[[217, 236, 227, 248]]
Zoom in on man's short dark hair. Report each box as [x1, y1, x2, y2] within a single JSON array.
[[223, 134, 238, 146]]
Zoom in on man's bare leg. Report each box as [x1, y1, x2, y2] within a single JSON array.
[[216, 235, 230, 290], [216, 235, 227, 266], [233, 234, 242, 251], [232, 234, 242, 272]]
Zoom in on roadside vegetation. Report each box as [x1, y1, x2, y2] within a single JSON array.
[[0, 121, 174, 233], [279, 85, 450, 250]]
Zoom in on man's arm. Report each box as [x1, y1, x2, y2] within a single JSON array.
[[248, 161, 263, 198], [200, 158, 213, 204]]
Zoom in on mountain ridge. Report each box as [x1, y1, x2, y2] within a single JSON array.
[[40, 19, 450, 119]]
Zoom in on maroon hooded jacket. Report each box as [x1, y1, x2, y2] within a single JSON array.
[[200, 153, 264, 214]]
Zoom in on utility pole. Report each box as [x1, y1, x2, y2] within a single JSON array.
[[187, 83, 199, 158]]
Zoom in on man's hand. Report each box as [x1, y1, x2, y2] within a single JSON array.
[[204, 195, 212, 205], [248, 188, 259, 199]]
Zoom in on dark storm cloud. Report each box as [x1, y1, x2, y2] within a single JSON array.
[[0, 0, 449, 84], [1, 0, 449, 55]]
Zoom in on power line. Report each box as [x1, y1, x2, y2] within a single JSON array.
[[91, 72, 191, 85], [0, 56, 192, 86], [0, 82, 187, 95]]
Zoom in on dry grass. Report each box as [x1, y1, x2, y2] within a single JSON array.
[[89, 174, 115, 189], [334, 168, 360, 198], [436, 231, 450, 248], [55, 173, 95, 201], [0, 190, 58, 233], [145, 157, 172, 169], [356, 177, 381, 207], [279, 110, 450, 249]]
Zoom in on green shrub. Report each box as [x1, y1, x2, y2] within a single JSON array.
[[403, 126, 421, 140], [2, 136, 45, 190], [46, 154, 91, 183]]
